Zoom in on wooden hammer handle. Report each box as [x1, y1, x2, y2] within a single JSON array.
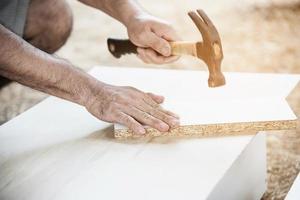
[[107, 38, 197, 58], [170, 41, 197, 57]]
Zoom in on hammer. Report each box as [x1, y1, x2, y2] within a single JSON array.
[[107, 9, 225, 87]]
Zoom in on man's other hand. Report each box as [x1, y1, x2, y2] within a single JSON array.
[[85, 83, 180, 135], [126, 14, 181, 64]]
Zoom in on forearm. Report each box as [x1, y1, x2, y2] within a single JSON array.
[[78, 0, 145, 26], [0, 24, 101, 106]]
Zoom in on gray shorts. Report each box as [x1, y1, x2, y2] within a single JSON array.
[[0, 0, 30, 36]]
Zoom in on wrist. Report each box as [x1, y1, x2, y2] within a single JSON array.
[[117, 0, 146, 27], [56, 60, 106, 107], [79, 75, 105, 107], [79, 74, 111, 109]]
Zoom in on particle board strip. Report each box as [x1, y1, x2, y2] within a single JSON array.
[[115, 120, 297, 138]]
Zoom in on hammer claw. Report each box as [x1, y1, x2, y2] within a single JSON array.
[[188, 11, 210, 40], [197, 10, 214, 28], [196, 10, 220, 41]]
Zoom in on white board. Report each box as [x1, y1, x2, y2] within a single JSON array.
[[285, 171, 300, 200], [88, 67, 299, 136], [0, 66, 298, 200]]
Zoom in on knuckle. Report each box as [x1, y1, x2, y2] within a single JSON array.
[[109, 101, 118, 108], [155, 110, 169, 123], [149, 108, 159, 117], [152, 102, 160, 108], [123, 115, 131, 125], [108, 102, 121, 112], [110, 112, 120, 122], [121, 116, 136, 130], [142, 23, 150, 32], [123, 86, 137, 92], [117, 113, 130, 124], [111, 93, 122, 102], [162, 114, 173, 123], [141, 112, 150, 120], [122, 101, 131, 107], [137, 31, 146, 41], [144, 92, 152, 98]]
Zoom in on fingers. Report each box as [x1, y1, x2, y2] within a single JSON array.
[[121, 91, 179, 132], [138, 103, 180, 128], [145, 92, 180, 119], [152, 22, 181, 42], [142, 94, 180, 121], [146, 92, 164, 104], [156, 107, 180, 120], [144, 31, 171, 56], [116, 112, 145, 135], [137, 47, 180, 64], [124, 106, 170, 132], [92, 84, 181, 135]]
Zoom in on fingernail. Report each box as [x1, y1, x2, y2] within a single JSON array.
[[162, 46, 170, 56], [138, 127, 146, 134], [160, 123, 169, 132]]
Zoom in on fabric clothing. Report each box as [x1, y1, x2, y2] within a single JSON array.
[[0, 0, 30, 36]]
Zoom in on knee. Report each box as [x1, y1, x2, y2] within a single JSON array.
[[47, 3, 73, 53], [24, 0, 73, 53]]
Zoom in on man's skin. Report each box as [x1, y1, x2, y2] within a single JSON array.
[[0, 0, 181, 135]]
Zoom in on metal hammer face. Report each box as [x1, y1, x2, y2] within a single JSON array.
[[188, 10, 225, 87]]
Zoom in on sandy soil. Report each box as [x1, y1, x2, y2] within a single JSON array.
[[0, 0, 299, 199]]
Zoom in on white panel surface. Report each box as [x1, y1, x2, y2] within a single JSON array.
[[285, 172, 300, 200], [0, 66, 298, 200]]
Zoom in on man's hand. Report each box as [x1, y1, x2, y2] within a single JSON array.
[[79, 0, 180, 64], [126, 14, 180, 64], [0, 24, 179, 135], [85, 83, 180, 135]]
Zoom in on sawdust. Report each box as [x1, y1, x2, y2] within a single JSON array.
[[0, 0, 299, 199]]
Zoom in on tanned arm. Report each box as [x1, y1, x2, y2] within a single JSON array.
[[0, 24, 95, 105], [0, 24, 179, 134], [78, 0, 144, 26]]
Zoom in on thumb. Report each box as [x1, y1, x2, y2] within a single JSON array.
[[145, 32, 171, 56]]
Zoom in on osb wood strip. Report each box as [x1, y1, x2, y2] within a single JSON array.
[[114, 120, 297, 139]]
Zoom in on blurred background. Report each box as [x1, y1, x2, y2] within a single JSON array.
[[0, 0, 299, 199]]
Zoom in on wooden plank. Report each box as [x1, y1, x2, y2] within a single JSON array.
[[87, 67, 299, 138]]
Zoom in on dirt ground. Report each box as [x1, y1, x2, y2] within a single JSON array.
[[0, 0, 300, 199]]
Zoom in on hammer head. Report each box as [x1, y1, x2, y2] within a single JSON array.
[[189, 10, 225, 87]]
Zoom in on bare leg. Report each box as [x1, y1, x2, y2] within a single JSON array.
[[24, 0, 73, 54]]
